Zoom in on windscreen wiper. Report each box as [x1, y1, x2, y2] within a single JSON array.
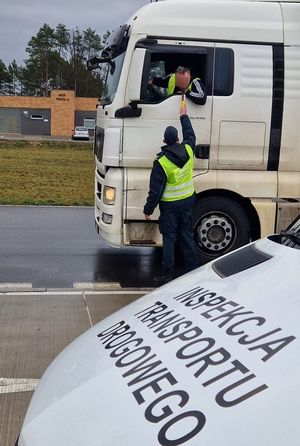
[[280, 230, 300, 245]]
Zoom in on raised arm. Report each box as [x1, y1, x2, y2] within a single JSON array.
[[180, 95, 196, 151]]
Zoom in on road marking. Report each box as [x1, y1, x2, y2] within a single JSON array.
[[83, 291, 93, 328], [0, 283, 32, 291], [73, 282, 121, 290], [0, 289, 154, 296], [0, 378, 39, 394]]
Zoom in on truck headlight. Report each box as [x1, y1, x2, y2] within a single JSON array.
[[103, 186, 116, 205]]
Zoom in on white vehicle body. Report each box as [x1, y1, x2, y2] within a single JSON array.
[[17, 216, 300, 445], [72, 126, 90, 140], [92, 0, 300, 262]]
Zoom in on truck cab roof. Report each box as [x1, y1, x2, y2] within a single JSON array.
[[131, 0, 300, 45]]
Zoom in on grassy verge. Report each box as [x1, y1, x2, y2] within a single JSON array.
[[0, 140, 94, 206]]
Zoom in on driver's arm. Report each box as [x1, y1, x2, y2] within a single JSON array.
[[150, 75, 170, 88]]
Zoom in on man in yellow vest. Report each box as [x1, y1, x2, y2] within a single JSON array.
[[149, 66, 206, 105], [143, 97, 199, 283]]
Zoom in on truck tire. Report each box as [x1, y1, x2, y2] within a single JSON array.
[[193, 196, 251, 264]]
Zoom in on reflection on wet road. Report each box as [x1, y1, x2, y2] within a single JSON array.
[[0, 206, 162, 288]]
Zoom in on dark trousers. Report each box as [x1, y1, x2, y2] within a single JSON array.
[[159, 205, 198, 274]]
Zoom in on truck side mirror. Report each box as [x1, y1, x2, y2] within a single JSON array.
[[87, 56, 99, 71], [127, 48, 147, 102]]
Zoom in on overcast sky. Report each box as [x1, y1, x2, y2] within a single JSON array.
[[1, 0, 148, 66]]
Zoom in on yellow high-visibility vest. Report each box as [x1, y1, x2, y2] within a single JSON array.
[[158, 144, 195, 202]]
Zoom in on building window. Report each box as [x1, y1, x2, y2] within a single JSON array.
[[31, 114, 44, 120], [84, 117, 95, 129]]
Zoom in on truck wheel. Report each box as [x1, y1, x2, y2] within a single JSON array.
[[193, 196, 251, 264]]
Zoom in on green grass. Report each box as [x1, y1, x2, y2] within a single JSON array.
[[0, 140, 94, 206]]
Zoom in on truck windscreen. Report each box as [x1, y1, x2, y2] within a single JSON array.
[[101, 52, 126, 105]]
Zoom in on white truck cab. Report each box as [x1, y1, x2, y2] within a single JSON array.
[[17, 214, 300, 445], [90, 0, 300, 263]]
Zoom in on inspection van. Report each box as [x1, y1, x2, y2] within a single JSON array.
[[88, 0, 300, 263], [17, 215, 300, 445]]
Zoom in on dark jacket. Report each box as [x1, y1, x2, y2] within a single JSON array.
[[152, 75, 207, 105], [143, 114, 196, 216]]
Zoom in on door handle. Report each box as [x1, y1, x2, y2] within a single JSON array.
[[195, 144, 210, 159]]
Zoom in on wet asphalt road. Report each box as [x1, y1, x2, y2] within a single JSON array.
[[0, 206, 162, 288]]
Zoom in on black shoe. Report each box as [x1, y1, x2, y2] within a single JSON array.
[[153, 272, 174, 285]]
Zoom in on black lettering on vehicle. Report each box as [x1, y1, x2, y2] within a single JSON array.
[[209, 306, 254, 327], [97, 319, 207, 444], [202, 359, 249, 387], [145, 390, 189, 423], [134, 302, 164, 316], [191, 295, 227, 310], [110, 338, 144, 358], [176, 338, 215, 361], [136, 303, 169, 322], [158, 411, 206, 446], [132, 372, 177, 405], [157, 320, 193, 339], [173, 286, 208, 305], [215, 375, 268, 407], [248, 335, 296, 361], [123, 355, 168, 387], [150, 313, 186, 331], [239, 327, 282, 345], [97, 320, 127, 338], [144, 310, 176, 327], [115, 347, 152, 367], [105, 331, 137, 349], [226, 317, 265, 337], [97, 321, 131, 344], [164, 326, 203, 343], [185, 293, 217, 308], [186, 347, 231, 378], [201, 301, 240, 320]]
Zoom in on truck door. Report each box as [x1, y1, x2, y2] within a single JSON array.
[[122, 41, 214, 220]]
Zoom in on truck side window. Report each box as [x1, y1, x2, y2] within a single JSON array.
[[139, 44, 234, 102], [143, 49, 208, 104], [147, 59, 168, 101], [214, 48, 234, 96]]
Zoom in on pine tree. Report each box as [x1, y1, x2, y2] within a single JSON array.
[[0, 59, 11, 94]]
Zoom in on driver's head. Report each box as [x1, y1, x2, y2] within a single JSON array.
[[175, 66, 191, 91]]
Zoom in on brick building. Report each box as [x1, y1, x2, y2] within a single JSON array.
[[0, 90, 99, 137]]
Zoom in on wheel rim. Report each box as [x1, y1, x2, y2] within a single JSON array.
[[195, 212, 237, 255]]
